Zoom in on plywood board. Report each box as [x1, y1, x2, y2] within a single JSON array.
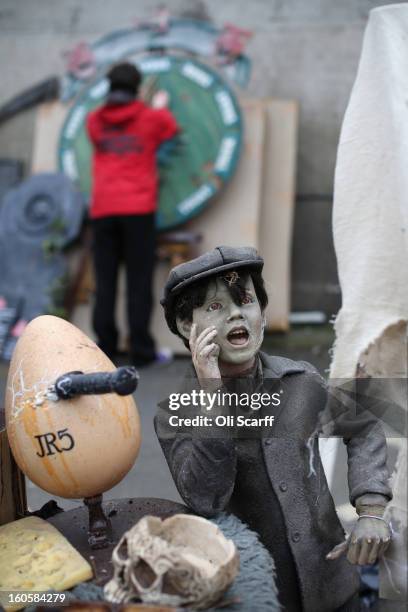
[[35, 99, 297, 351], [33, 99, 266, 354], [31, 101, 68, 174], [259, 99, 298, 331]]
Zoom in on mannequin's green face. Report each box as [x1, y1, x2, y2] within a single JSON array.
[[191, 277, 264, 364]]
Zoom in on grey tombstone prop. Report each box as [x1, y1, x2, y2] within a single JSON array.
[[0, 173, 85, 360], [0, 159, 24, 210]]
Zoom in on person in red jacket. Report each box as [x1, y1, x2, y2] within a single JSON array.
[[87, 62, 178, 366]]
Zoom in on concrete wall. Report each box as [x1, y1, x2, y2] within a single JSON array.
[[0, 0, 403, 315]]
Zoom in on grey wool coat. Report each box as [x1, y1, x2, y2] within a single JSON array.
[[155, 353, 391, 612]]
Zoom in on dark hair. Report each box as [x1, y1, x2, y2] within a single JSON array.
[[107, 62, 142, 96], [165, 268, 268, 348]]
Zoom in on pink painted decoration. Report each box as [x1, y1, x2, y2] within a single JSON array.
[[216, 24, 253, 63], [64, 42, 96, 80]]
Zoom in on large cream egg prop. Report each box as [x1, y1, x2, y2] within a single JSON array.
[[5, 315, 141, 499]]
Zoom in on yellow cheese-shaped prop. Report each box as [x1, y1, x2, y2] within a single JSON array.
[[5, 315, 141, 499], [0, 516, 93, 610]]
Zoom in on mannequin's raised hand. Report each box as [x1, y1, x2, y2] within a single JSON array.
[[189, 324, 221, 388]]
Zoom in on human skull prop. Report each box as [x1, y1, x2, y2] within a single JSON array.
[[104, 514, 239, 609]]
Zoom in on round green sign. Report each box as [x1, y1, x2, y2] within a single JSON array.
[[58, 55, 242, 231]]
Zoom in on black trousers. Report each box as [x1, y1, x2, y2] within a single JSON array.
[[92, 214, 156, 365]]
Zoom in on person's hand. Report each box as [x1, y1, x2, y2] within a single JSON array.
[[326, 518, 391, 565], [189, 324, 221, 388], [152, 89, 169, 109]]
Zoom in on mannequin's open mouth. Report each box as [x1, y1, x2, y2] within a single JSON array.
[[227, 327, 249, 346]]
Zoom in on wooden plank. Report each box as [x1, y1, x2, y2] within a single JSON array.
[[0, 409, 27, 526], [259, 99, 298, 332], [31, 101, 68, 174]]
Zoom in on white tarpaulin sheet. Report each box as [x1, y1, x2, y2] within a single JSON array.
[[331, 5, 408, 601], [330, 3, 408, 380]]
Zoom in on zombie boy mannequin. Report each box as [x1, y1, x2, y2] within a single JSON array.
[[155, 246, 392, 612]]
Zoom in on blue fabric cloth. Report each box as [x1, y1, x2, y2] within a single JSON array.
[[209, 512, 280, 612]]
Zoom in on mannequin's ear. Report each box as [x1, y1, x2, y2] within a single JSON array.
[[176, 317, 192, 340]]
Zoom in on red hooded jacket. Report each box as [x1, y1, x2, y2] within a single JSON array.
[[87, 100, 178, 218]]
